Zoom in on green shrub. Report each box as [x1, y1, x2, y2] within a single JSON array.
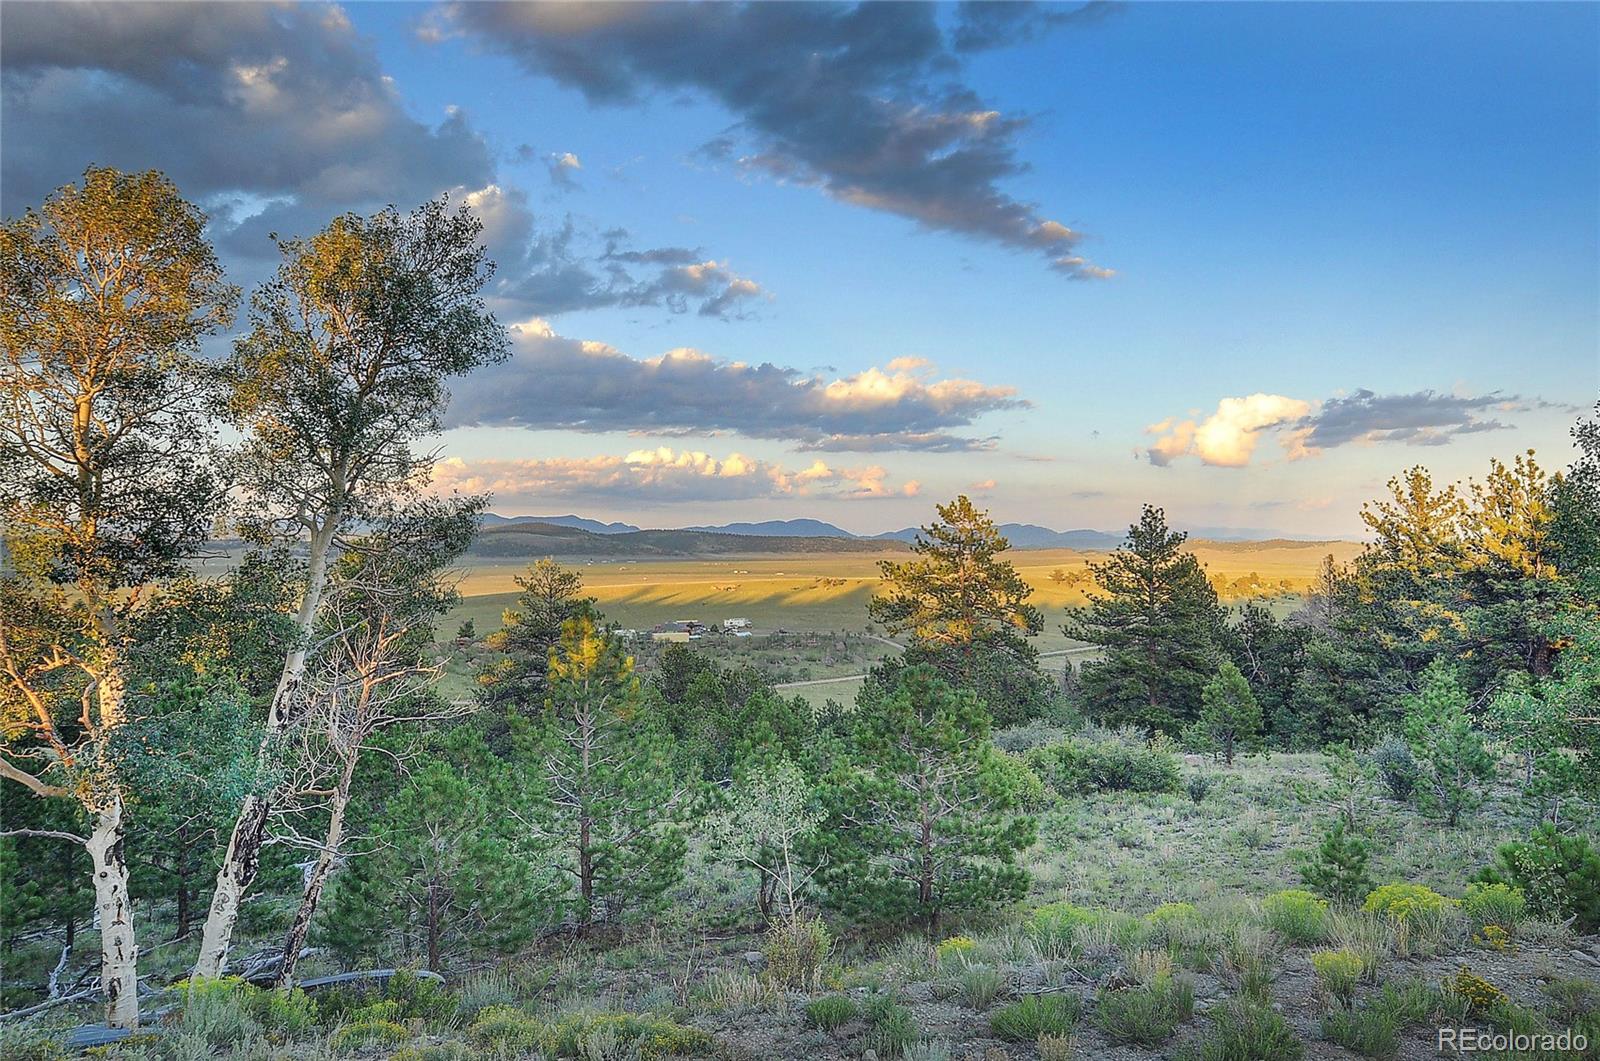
[[346, 999, 403, 1024], [1025, 737, 1180, 795], [248, 984, 317, 1034], [1368, 736, 1417, 802], [1369, 978, 1443, 1027], [454, 969, 517, 1020], [1096, 975, 1194, 1045], [541, 1011, 716, 1058], [1540, 977, 1597, 1024], [1321, 1004, 1400, 1060], [1474, 824, 1600, 932], [806, 993, 858, 1031], [1261, 889, 1327, 944], [1218, 924, 1278, 1002], [935, 935, 976, 963], [1187, 774, 1216, 804], [863, 996, 919, 1058], [1363, 883, 1452, 923], [171, 977, 262, 1047], [467, 1004, 543, 1051], [391, 1045, 474, 1061], [1324, 909, 1389, 982], [1027, 902, 1101, 957], [1145, 902, 1200, 938], [330, 1019, 409, 1052], [384, 968, 457, 1023], [956, 962, 1007, 1010], [990, 994, 1081, 1041], [1310, 949, 1364, 1004], [1189, 999, 1304, 1060], [762, 915, 832, 988], [0, 1026, 67, 1061], [1363, 884, 1456, 957], [1462, 881, 1525, 933]]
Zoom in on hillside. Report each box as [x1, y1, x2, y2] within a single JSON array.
[[467, 520, 910, 557]]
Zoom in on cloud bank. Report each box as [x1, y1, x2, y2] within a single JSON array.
[[1, 4, 766, 319], [432, 449, 919, 504], [446, 320, 1025, 452], [1145, 389, 1518, 466], [440, 2, 1113, 278]]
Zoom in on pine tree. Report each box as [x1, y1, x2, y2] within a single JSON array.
[[1193, 662, 1263, 765], [1403, 663, 1496, 827], [1067, 505, 1224, 733], [819, 666, 1035, 932], [1221, 603, 1307, 744], [514, 617, 687, 928], [1298, 819, 1373, 902], [478, 559, 597, 710], [317, 746, 551, 970], [869, 496, 1050, 723]]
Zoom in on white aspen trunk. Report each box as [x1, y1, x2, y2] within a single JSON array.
[[86, 798, 139, 1029], [196, 515, 341, 978]]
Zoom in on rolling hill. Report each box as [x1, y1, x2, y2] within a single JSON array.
[[467, 521, 908, 558]]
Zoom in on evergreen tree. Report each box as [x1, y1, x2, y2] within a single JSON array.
[[1403, 663, 1496, 827], [819, 666, 1034, 931], [1193, 662, 1263, 765], [870, 496, 1050, 723], [478, 559, 597, 710], [1298, 820, 1373, 902], [1067, 505, 1224, 733], [514, 616, 687, 928], [1221, 603, 1308, 744], [1550, 403, 1600, 600], [318, 745, 551, 971]]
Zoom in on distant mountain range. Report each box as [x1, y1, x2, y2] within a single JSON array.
[[472, 513, 1336, 557], [869, 522, 1125, 550], [681, 518, 855, 538], [477, 513, 641, 534], [469, 520, 901, 558]]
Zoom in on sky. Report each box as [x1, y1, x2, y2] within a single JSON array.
[[3, 1, 1596, 537]]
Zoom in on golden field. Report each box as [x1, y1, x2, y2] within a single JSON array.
[[443, 539, 1366, 654]]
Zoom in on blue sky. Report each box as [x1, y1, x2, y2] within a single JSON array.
[[4, 2, 1594, 536]]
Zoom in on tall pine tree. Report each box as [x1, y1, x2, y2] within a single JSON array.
[[1067, 505, 1224, 733], [513, 616, 687, 928], [820, 666, 1034, 932]]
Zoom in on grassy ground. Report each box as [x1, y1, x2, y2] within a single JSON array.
[[9, 743, 1596, 1060]]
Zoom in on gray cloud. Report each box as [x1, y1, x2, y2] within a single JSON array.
[[1, 3, 765, 320], [1145, 387, 1526, 468], [951, 2, 1121, 53], [477, 201, 769, 319], [1, 3, 493, 254], [440, 2, 1113, 278], [445, 323, 1024, 451], [1299, 389, 1513, 450]]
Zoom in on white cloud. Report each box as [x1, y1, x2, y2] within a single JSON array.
[[1146, 394, 1314, 467], [430, 449, 918, 503]]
